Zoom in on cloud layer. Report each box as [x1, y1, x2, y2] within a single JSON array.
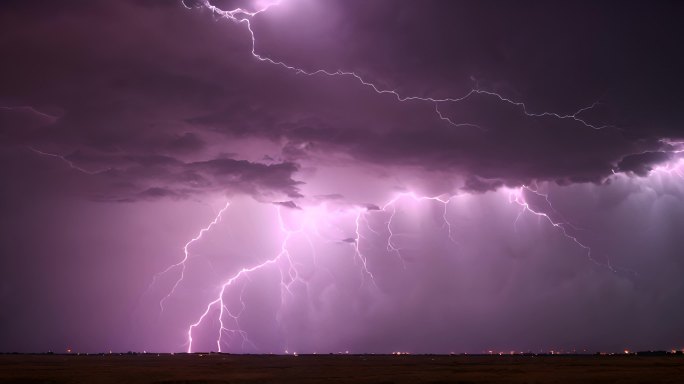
[[1, 0, 683, 202]]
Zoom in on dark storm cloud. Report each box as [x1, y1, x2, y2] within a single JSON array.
[[190, 158, 302, 197], [184, 0, 684, 191], [18, 146, 302, 201], [1, 0, 683, 197], [616, 152, 672, 177], [80, 154, 302, 201], [135, 186, 189, 201], [462, 176, 503, 193], [0, 0, 303, 201], [364, 204, 381, 211], [167, 132, 205, 153], [273, 200, 301, 209]]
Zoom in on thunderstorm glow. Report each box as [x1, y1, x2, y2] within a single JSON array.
[[5, 0, 683, 356], [150, 186, 633, 352]]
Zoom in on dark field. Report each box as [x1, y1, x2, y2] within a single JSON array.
[[1, 353, 683, 383]]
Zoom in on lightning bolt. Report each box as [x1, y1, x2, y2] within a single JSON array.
[[507, 185, 614, 271], [352, 209, 377, 285], [653, 139, 684, 178], [0, 105, 58, 121], [381, 192, 458, 250], [155, 201, 232, 311], [28, 147, 109, 175], [7, 107, 112, 177], [434, 103, 482, 130], [186, 0, 610, 130], [186, 250, 281, 353], [185, 204, 311, 353]]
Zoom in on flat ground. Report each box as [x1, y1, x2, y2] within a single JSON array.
[[0, 354, 682, 383]]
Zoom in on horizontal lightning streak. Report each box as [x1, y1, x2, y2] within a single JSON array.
[[0, 106, 58, 121], [28, 147, 108, 175], [194, 0, 609, 130]]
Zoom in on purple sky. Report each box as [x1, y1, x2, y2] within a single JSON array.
[[1, 0, 684, 354]]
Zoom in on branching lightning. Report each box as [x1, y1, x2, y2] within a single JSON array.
[[352, 209, 377, 285], [164, 183, 635, 352], [156, 201, 232, 311], [186, 0, 611, 131], [507, 185, 614, 271], [378, 192, 458, 267], [151, 190, 469, 352], [182, 204, 323, 353]]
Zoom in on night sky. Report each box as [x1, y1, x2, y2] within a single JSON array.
[[1, 0, 683, 354]]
